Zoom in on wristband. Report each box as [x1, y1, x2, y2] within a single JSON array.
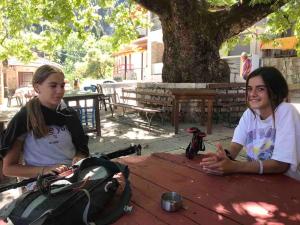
[[258, 160, 263, 175], [224, 149, 235, 161]]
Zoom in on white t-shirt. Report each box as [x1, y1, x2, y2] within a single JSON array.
[[20, 125, 76, 167], [232, 102, 300, 181]]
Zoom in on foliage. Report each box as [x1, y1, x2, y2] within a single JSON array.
[[215, 0, 300, 55], [80, 36, 114, 79], [220, 36, 240, 56], [106, 0, 148, 50], [0, 0, 103, 61], [53, 32, 87, 78], [0, 0, 147, 62], [54, 34, 114, 81], [206, 0, 236, 7]]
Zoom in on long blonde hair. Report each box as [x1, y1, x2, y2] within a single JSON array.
[[26, 65, 64, 138]]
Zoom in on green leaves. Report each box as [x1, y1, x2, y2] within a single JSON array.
[[0, 0, 100, 60], [206, 0, 236, 7], [106, 0, 148, 50], [0, 0, 147, 63]]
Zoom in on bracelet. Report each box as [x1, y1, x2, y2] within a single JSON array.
[[258, 160, 263, 175], [224, 149, 235, 161]]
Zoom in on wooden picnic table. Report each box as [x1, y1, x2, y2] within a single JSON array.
[[114, 153, 300, 225], [171, 88, 217, 134]]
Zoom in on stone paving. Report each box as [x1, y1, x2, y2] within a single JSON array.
[[0, 105, 236, 209], [88, 111, 234, 155]]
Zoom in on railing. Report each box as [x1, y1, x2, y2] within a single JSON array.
[[114, 68, 146, 81]]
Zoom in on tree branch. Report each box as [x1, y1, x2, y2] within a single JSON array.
[[133, 0, 171, 16], [216, 0, 289, 42]]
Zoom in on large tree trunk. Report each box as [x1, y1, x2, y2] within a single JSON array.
[[160, 12, 230, 82], [135, 0, 288, 83]]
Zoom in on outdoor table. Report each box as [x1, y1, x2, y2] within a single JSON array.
[[113, 153, 300, 225], [63, 91, 102, 136], [171, 88, 217, 134]]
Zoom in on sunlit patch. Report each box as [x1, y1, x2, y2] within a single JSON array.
[[288, 213, 300, 221], [122, 155, 149, 163], [217, 214, 224, 220], [215, 204, 231, 215], [233, 202, 277, 218], [279, 212, 287, 217], [123, 130, 156, 140]]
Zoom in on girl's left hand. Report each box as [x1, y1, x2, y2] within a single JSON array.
[[200, 144, 237, 175]]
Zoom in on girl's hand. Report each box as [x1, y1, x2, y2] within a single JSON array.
[[215, 143, 227, 159], [199, 143, 226, 167], [200, 143, 237, 175], [43, 165, 69, 175], [72, 153, 86, 165]]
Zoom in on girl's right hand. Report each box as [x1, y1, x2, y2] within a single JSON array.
[[43, 165, 69, 175]]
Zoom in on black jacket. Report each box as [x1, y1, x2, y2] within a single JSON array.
[[0, 104, 89, 158]]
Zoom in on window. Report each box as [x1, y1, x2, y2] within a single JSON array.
[[18, 72, 33, 87]]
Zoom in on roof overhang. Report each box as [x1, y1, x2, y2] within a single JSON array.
[[112, 37, 147, 56]]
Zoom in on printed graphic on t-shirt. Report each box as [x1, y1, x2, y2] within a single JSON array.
[[245, 126, 276, 161], [23, 125, 75, 167], [48, 126, 68, 144]]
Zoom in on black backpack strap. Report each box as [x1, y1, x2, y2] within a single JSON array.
[[95, 161, 132, 225]]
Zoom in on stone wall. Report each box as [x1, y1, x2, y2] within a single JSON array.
[[262, 57, 300, 103], [135, 83, 213, 123], [262, 57, 300, 85]]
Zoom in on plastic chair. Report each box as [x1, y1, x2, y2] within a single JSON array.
[[5, 88, 22, 107], [96, 84, 113, 114]]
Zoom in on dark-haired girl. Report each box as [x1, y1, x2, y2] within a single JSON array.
[[1, 65, 89, 179], [200, 67, 300, 181]]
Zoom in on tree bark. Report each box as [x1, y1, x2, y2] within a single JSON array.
[[160, 12, 230, 82], [135, 0, 289, 83]]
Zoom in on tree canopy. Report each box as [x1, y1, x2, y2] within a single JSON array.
[[0, 0, 146, 62], [1, 0, 300, 82]]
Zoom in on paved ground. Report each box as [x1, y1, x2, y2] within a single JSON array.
[[0, 102, 236, 209]]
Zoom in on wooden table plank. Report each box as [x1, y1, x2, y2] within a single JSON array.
[[126, 173, 239, 225], [117, 153, 300, 225], [112, 202, 168, 225], [1, 153, 299, 225]]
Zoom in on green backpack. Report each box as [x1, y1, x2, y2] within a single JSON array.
[[0, 157, 132, 225]]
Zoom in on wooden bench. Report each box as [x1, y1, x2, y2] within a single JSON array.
[[207, 83, 246, 127], [111, 87, 173, 127]]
